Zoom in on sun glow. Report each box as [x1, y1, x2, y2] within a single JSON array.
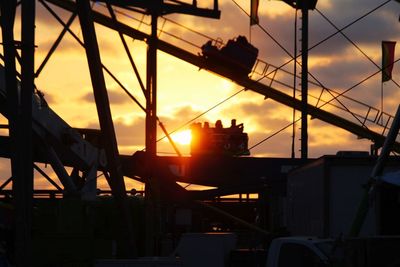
[[171, 130, 192, 145]]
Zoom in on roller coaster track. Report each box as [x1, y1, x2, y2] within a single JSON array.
[[44, 0, 400, 153]]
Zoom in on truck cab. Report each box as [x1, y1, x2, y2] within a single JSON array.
[[266, 237, 333, 267]]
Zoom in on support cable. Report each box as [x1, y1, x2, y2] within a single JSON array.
[[105, 62, 182, 155], [105, 3, 147, 97], [41, 0, 146, 112], [154, 88, 245, 144], [237, 0, 391, 107], [315, 7, 400, 89], [248, 68, 396, 151], [231, 0, 294, 60], [246, 0, 393, 152], [309, 0, 391, 56], [249, 118, 301, 151], [102, 64, 146, 111], [318, 58, 400, 114]]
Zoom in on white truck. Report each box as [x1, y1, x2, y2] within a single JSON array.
[[95, 233, 400, 267]]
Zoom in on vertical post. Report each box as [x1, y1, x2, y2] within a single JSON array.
[[19, 0, 35, 261], [146, 9, 158, 162], [3, 0, 36, 265], [291, 9, 298, 159], [145, 10, 160, 255], [76, 0, 137, 257], [300, 1, 309, 159]]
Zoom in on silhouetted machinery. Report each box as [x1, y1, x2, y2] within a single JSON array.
[[201, 36, 259, 76], [190, 119, 250, 156]]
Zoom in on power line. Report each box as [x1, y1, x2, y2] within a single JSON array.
[[309, 0, 391, 53], [231, 0, 367, 126], [154, 88, 246, 144], [249, 117, 301, 151], [229, 0, 379, 134], [228, 0, 395, 151], [315, 7, 400, 89], [231, 0, 295, 60], [109, 0, 388, 128]]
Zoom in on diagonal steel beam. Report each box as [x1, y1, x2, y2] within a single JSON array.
[[106, 3, 146, 97], [35, 2, 77, 77], [33, 163, 63, 191], [76, 0, 137, 257]]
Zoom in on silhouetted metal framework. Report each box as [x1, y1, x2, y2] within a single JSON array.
[[0, 0, 221, 261], [0, 0, 399, 263], [281, 0, 318, 10], [44, 0, 400, 153]]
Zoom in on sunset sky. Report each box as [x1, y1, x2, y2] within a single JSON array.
[[1, 0, 400, 190]]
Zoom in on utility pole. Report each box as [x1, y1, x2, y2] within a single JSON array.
[[145, 7, 160, 255], [300, 1, 309, 159], [282, 0, 317, 159]]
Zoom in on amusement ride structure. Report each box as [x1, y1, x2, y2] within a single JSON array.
[[0, 0, 399, 265]]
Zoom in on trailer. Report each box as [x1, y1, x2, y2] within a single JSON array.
[[286, 153, 400, 238]]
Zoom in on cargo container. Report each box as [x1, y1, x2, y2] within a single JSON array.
[[286, 153, 400, 237]]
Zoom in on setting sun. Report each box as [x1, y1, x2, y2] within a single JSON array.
[[171, 130, 192, 145]]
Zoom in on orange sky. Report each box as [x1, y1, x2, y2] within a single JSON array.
[[0, 0, 400, 190]]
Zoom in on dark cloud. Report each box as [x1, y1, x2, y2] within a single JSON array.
[[80, 90, 132, 105], [83, 105, 205, 151], [81, 92, 94, 103], [108, 90, 133, 104], [247, 113, 374, 158], [40, 91, 58, 105], [35, 2, 74, 26], [309, 0, 400, 45], [86, 117, 145, 148], [223, 99, 292, 126], [37, 38, 83, 55], [248, 130, 294, 157], [114, 118, 145, 147], [309, 55, 378, 89], [158, 105, 205, 131]]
